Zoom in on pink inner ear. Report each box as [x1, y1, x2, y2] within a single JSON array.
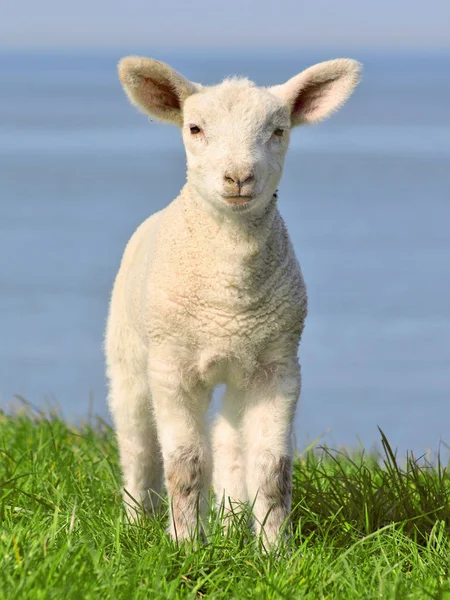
[[142, 76, 180, 110], [293, 79, 337, 118]]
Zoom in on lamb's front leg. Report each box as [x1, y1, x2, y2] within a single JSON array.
[[149, 357, 212, 542], [244, 359, 301, 549]]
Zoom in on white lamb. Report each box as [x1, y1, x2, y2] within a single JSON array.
[[105, 55, 361, 547]]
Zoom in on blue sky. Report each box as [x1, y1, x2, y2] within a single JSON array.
[[3, 0, 450, 49]]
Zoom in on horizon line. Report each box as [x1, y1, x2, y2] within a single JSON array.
[[1, 44, 450, 55]]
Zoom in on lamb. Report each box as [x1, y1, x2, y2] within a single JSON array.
[[105, 55, 361, 548]]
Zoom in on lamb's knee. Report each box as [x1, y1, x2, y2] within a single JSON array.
[[251, 452, 293, 513], [166, 445, 209, 508], [264, 455, 292, 507], [167, 445, 203, 490], [164, 445, 210, 539], [248, 452, 293, 546]]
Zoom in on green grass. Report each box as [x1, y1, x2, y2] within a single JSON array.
[[1, 408, 450, 599]]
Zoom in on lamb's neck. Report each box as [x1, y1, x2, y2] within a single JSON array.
[[179, 185, 282, 265]]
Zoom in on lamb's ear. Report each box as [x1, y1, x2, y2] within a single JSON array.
[[270, 58, 361, 126], [118, 56, 200, 126]]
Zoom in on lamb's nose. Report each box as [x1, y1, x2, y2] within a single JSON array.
[[224, 172, 255, 188]]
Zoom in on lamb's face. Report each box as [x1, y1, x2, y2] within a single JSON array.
[[182, 80, 291, 213], [118, 56, 361, 214]]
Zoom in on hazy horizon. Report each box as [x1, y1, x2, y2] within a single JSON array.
[[2, 0, 450, 50], [2, 46, 450, 56]]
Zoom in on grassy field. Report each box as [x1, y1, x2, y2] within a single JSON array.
[[1, 408, 450, 599]]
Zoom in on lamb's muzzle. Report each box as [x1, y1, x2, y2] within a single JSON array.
[[106, 54, 361, 548]]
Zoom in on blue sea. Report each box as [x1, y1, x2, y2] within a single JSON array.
[[1, 50, 449, 455]]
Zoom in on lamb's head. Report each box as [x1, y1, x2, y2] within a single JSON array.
[[119, 56, 361, 214]]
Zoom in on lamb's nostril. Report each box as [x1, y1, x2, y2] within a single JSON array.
[[242, 173, 255, 184], [224, 173, 255, 187]]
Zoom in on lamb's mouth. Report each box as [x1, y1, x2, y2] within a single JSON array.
[[222, 195, 253, 206]]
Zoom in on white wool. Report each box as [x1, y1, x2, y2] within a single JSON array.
[[106, 56, 361, 546]]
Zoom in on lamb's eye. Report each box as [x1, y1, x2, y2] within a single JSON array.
[[190, 125, 201, 135], [274, 128, 284, 137]]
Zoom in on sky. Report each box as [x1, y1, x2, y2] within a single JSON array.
[[2, 0, 450, 49]]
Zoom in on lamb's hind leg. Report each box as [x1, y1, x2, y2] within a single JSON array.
[[212, 385, 247, 524], [107, 350, 163, 518], [243, 359, 301, 549]]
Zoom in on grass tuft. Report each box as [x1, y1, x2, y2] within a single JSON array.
[[291, 427, 450, 546], [1, 407, 450, 599]]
